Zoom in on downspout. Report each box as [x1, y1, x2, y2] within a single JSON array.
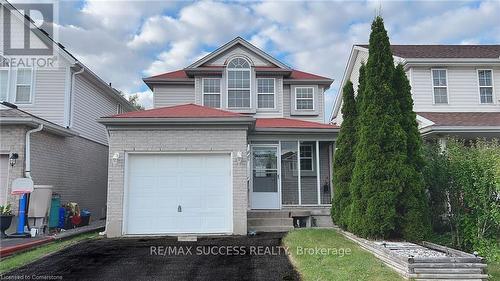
[[68, 64, 85, 128], [25, 124, 43, 178]]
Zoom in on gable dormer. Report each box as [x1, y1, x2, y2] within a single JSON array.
[[144, 37, 333, 122]]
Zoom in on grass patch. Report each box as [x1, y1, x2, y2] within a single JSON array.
[[488, 262, 500, 280], [283, 229, 403, 281], [0, 231, 100, 274]]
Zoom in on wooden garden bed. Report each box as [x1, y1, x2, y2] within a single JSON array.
[[335, 228, 488, 280]]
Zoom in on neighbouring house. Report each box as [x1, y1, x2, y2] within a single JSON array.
[[0, 1, 135, 230], [99, 37, 338, 237], [330, 45, 500, 141]]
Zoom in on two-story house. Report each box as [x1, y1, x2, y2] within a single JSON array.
[[0, 1, 135, 229], [330, 45, 500, 140], [99, 37, 338, 237]]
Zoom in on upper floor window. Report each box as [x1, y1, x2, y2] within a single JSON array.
[[295, 87, 314, 110], [257, 78, 275, 109], [0, 68, 9, 101], [227, 57, 250, 108], [478, 70, 493, 104], [432, 69, 448, 104], [203, 78, 221, 108], [15, 68, 33, 103]]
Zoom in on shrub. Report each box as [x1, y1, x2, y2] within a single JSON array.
[[425, 138, 500, 261]]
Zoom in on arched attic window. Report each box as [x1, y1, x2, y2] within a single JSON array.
[[227, 57, 251, 108]]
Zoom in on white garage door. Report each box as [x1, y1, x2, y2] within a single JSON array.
[[125, 153, 232, 235]]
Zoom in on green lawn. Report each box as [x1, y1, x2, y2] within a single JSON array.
[[0, 231, 100, 274], [283, 229, 403, 281], [489, 262, 500, 280]]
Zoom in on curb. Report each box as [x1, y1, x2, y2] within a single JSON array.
[[0, 237, 55, 257]]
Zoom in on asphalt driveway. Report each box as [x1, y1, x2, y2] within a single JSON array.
[[3, 233, 300, 281]]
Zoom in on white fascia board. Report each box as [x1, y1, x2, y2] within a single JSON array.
[[187, 37, 290, 69]]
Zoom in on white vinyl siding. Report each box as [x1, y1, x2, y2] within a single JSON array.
[[411, 66, 499, 112], [295, 87, 314, 110], [202, 78, 221, 108], [15, 68, 33, 103], [478, 70, 494, 104], [432, 69, 448, 104], [257, 78, 275, 109], [203, 45, 273, 67]]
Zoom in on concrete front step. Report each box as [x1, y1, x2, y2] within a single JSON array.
[[247, 225, 295, 232], [248, 218, 294, 227], [247, 211, 291, 219]]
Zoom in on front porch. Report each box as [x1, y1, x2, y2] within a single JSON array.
[[247, 133, 336, 232]]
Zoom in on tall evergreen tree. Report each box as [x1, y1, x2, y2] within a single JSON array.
[[349, 16, 407, 238], [393, 64, 431, 240], [347, 63, 366, 232], [331, 81, 357, 229]]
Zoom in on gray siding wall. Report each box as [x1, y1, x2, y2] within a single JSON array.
[[153, 84, 196, 108], [105, 128, 248, 237], [410, 66, 500, 112], [283, 84, 324, 123], [13, 67, 68, 126], [72, 74, 117, 145], [30, 132, 109, 218]]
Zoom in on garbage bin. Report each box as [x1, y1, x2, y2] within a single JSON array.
[[80, 210, 91, 226]]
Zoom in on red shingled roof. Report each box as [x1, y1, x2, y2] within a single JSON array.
[[145, 68, 331, 81], [108, 104, 244, 118], [146, 70, 189, 80], [418, 112, 500, 126], [256, 118, 338, 129], [356, 44, 500, 59], [289, 70, 331, 80]]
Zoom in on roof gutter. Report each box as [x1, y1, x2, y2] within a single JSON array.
[[420, 125, 500, 136], [0, 117, 77, 137], [98, 117, 256, 126], [253, 127, 339, 134]]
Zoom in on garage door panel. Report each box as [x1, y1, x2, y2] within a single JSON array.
[[126, 153, 231, 235]]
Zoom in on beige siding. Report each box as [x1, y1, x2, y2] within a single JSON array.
[[203, 45, 273, 67], [153, 84, 195, 108], [0, 126, 27, 212], [14, 68, 68, 126], [105, 129, 248, 237], [283, 85, 291, 117], [31, 132, 109, 218], [72, 74, 117, 144], [411, 66, 500, 112]]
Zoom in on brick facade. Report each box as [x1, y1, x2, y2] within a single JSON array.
[[0, 126, 108, 220], [105, 128, 248, 237]]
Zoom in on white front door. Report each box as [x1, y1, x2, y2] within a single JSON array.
[[125, 153, 232, 235], [251, 146, 280, 209]]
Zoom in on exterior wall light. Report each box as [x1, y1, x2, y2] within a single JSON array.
[[112, 152, 120, 165], [9, 153, 19, 167], [236, 151, 243, 164]]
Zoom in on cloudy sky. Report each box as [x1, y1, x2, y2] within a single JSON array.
[[44, 0, 500, 120]]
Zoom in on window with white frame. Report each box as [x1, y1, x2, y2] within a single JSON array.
[[15, 68, 32, 103], [478, 70, 493, 104], [227, 58, 250, 108], [299, 144, 313, 171], [432, 69, 448, 104], [295, 87, 314, 110], [203, 78, 221, 108], [0, 69, 9, 101], [257, 78, 274, 109]]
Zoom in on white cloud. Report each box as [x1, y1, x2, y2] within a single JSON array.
[[54, 0, 499, 117]]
